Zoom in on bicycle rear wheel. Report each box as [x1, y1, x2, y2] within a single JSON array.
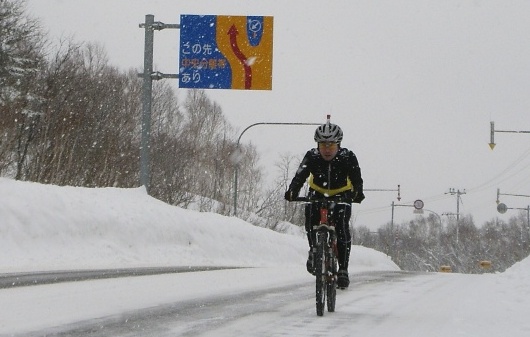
[[315, 233, 326, 316]]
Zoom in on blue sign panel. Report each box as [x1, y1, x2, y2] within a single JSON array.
[[179, 15, 232, 89], [179, 15, 274, 90]]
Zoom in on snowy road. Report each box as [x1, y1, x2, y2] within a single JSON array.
[[3, 266, 530, 336], [183, 271, 419, 337], [4, 270, 418, 336], [182, 270, 527, 337]]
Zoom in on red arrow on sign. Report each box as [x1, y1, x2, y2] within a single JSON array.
[[228, 25, 252, 89]]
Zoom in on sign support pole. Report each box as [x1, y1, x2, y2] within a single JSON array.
[[138, 15, 179, 193], [140, 14, 154, 193], [489, 121, 530, 150]]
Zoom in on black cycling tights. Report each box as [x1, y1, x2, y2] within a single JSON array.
[[305, 203, 352, 271]]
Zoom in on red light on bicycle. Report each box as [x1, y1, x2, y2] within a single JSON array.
[[320, 208, 328, 224]]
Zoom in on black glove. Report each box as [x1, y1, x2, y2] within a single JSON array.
[[353, 192, 365, 203], [284, 190, 294, 201], [353, 186, 365, 204], [341, 190, 355, 203]]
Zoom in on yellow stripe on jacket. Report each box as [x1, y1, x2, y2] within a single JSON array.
[[308, 174, 352, 196]]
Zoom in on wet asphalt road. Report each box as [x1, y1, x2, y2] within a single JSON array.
[[0, 266, 243, 288]]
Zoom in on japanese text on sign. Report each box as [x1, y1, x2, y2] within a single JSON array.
[[179, 15, 273, 90]]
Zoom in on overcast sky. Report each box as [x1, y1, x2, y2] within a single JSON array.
[[25, 0, 530, 229]]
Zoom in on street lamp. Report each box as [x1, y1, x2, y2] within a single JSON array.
[[232, 122, 321, 216], [423, 208, 443, 227]]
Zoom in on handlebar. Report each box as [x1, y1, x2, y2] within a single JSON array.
[[291, 196, 353, 204]]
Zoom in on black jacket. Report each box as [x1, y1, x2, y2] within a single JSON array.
[[287, 147, 364, 203]]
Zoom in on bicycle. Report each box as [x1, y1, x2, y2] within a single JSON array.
[[293, 196, 350, 316]]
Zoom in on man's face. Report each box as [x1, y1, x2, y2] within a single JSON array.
[[318, 142, 339, 161]]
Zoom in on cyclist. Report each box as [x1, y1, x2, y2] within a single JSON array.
[[284, 118, 364, 288]]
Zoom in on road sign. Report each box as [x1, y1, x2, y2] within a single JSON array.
[[497, 203, 508, 214], [179, 15, 273, 90], [414, 199, 424, 210]]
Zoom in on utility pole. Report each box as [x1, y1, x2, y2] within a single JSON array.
[[446, 188, 466, 246]]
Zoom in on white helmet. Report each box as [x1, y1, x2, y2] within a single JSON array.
[[314, 118, 343, 143]]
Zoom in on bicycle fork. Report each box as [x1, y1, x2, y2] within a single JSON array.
[[316, 207, 338, 281], [314, 228, 338, 282]]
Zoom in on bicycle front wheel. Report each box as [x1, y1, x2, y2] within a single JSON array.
[[326, 254, 337, 312], [315, 233, 326, 316]]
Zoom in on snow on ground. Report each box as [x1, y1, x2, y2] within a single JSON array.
[[0, 177, 398, 273], [1, 178, 530, 336]]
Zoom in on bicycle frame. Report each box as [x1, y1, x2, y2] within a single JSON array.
[[315, 204, 339, 258], [293, 197, 350, 316]]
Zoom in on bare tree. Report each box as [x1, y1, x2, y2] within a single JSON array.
[[179, 89, 255, 213], [1, 1, 278, 230], [14, 41, 142, 188], [253, 153, 306, 228], [0, 0, 45, 176]]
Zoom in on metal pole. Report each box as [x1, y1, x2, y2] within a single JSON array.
[[447, 188, 465, 246], [140, 14, 154, 192], [233, 122, 321, 216], [489, 121, 530, 150], [138, 15, 179, 193], [233, 163, 239, 215], [390, 201, 422, 257], [523, 206, 529, 256], [365, 185, 401, 201], [456, 193, 460, 246], [489, 121, 495, 149], [390, 201, 395, 256]]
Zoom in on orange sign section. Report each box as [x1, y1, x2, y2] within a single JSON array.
[[216, 16, 273, 90]]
